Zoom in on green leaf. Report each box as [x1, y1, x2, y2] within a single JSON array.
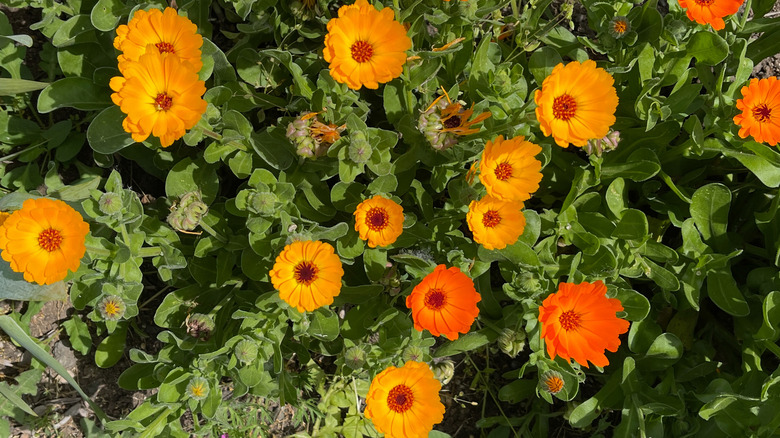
[[90, 0, 128, 32], [707, 268, 750, 317], [432, 329, 497, 358], [95, 323, 127, 368], [118, 363, 160, 390], [686, 31, 728, 66], [62, 315, 91, 355], [528, 47, 562, 85], [756, 291, 780, 341], [0, 382, 38, 417], [640, 333, 683, 371], [690, 183, 730, 241], [37, 77, 111, 113], [51, 15, 95, 48], [612, 209, 648, 240], [0, 78, 49, 96], [0, 316, 108, 423], [363, 248, 387, 282], [86, 106, 135, 154], [165, 157, 220, 205], [307, 308, 340, 342], [158, 368, 191, 403], [0, 260, 68, 301], [613, 288, 651, 322]]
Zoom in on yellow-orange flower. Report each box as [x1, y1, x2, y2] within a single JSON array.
[[0, 212, 10, 227], [323, 0, 411, 90], [354, 195, 404, 248], [269, 240, 344, 312], [733, 77, 780, 146], [406, 265, 480, 340], [534, 60, 618, 147], [110, 48, 207, 148], [114, 7, 203, 73], [538, 280, 630, 368], [478, 135, 543, 202], [677, 0, 743, 31], [466, 195, 526, 250], [0, 198, 89, 285], [364, 361, 445, 438]]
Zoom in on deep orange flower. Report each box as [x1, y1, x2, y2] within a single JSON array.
[[269, 240, 344, 312], [677, 0, 743, 31], [406, 265, 480, 340], [534, 60, 618, 147], [0, 198, 89, 285], [733, 77, 780, 146], [110, 47, 207, 147], [323, 0, 412, 90], [114, 8, 203, 73], [354, 195, 404, 248], [466, 195, 526, 250], [539, 370, 565, 394], [478, 135, 543, 202], [364, 361, 445, 438], [538, 280, 630, 368]]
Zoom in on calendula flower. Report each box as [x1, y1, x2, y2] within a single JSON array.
[[478, 135, 543, 202], [534, 60, 618, 148], [364, 361, 445, 438], [354, 195, 404, 248], [466, 195, 526, 250], [114, 7, 203, 73], [733, 77, 780, 146], [323, 0, 412, 90], [539, 370, 565, 394], [406, 265, 481, 340], [270, 240, 344, 312], [98, 295, 126, 321], [419, 88, 491, 151], [186, 376, 210, 401], [608, 16, 630, 38], [110, 47, 207, 148], [538, 280, 630, 368], [0, 198, 89, 285], [286, 112, 345, 158], [677, 0, 744, 31], [0, 212, 10, 227]]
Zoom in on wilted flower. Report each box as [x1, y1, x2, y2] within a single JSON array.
[[235, 339, 259, 364], [167, 191, 208, 231], [186, 313, 215, 341], [498, 328, 526, 358], [418, 88, 491, 151], [584, 130, 621, 157], [286, 112, 344, 159], [432, 359, 455, 385], [186, 376, 210, 400], [98, 295, 126, 321]]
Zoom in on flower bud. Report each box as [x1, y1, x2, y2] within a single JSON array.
[[98, 295, 126, 321], [249, 191, 278, 215], [585, 130, 621, 157], [167, 191, 208, 231], [402, 345, 426, 363], [186, 376, 210, 401], [348, 131, 372, 163], [235, 339, 258, 364], [498, 328, 526, 358], [186, 313, 215, 341], [98, 192, 123, 215], [343, 346, 366, 369], [539, 370, 565, 395], [432, 359, 455, 385], [608, 16, 631, 39]]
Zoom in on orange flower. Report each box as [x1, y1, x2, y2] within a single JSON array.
[[110, 47, 207, 147], [269, 240, 344, 312], [466, 195, 526, 250], [114, 7, 203, 73], [323, 0, 412, 90], [538, 280, 630, 368], [733, 77, 780, 146], [478, 135, 543, 202], [364, 361, 445, 438], [539, 370, 565, 394], [677, 0, 743, 31], [406, 265, 480, 340], [534, 60, 618, 147], [354, 195, 404, 248], [0, 198, 89, 285]]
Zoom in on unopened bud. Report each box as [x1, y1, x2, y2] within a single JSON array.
[[584, 130, 621, 157], [98, 192, 123, 215], [498, 328, 526, 358], [539, 370, 565, 395], [432, 359, 455, 385]]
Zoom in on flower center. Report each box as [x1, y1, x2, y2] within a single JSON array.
[[494, 162, 513, 181], [350, 40, 373, 63], [552, 94, 577, 121], [482, 210, 501, 228], [155, 93, 173, 111], [104, 301, 119, 316], [387, 385, 414, 413], [559, 310, 581, 331], [293, 261, 319, 286], [613, 20, 628, 34], [366, 207, 389, 232], [155, 42, 175, 53], [38, 228, 63, 252], [424, 288, 447, 311], [693, 0, 715, 5], [753, 104, 772, 123], [543, 375, 564, 393], [443, 115, 462, 129], [190, 384, 205, 397]]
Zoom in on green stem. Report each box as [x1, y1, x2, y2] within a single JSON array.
[[739, 0, 752, 31], [139, 285, 173, 309], [138, 246, 163, 258], [199, 220, 228, 244], [659, 171, 692, 203], [465, 352, 519, 437], [85, 243, 111, 258], [0, 142, 45, 162], [764, 340, 780, 360], [509, 0, 519, 19]]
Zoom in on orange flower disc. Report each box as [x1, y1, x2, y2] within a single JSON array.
[[466, 195, 526, 250], [114, 7, 204, 73], [538, 280, 630, 368], [0, 198, 89, 285], [534, 60, 618, 147], [110, 47, 207, 147], [478, 135, 543, 202], [323, 0, 412, 90], [677, 0, 744, 31], [733, 77, 780, 146], [406, 265, 481, 340], [364, 361, 445, 438], [269, 240, 344, 312], [354, 195, 404, 248]]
